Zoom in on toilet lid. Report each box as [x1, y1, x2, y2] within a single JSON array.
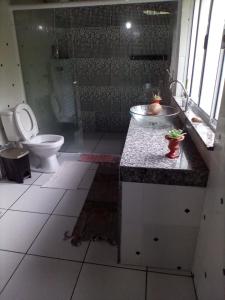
[[14, 104, 39, 140]]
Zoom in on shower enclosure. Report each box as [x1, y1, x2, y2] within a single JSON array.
[[13, 1, 178, 154]]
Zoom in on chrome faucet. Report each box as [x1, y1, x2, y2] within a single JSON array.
[[169, 79, 190, 112]]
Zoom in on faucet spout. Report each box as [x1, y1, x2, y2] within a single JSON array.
[[169, 79, 189, 112]]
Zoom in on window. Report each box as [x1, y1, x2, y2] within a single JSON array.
[[186, 0, 225, 124]]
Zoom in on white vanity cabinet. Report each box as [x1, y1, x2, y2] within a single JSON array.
[[120, 182, 206, 271]]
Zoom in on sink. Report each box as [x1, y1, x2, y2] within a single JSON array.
[[130, 105, 180, 128]]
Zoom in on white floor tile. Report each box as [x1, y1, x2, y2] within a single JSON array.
[[59, 153, 81, 164], [0, 211, 48, 252], [85, 241, 118, 266], [0, 209, 6, 218], [33, 173, 53, 186], [0, 250, 24, 292], [0, 183, 29, 209], [78, 170, 96, 190], [42, 161, 91, 190], [85, 241, 145, 270], [147, 273, 196, 300], [72, 263, 145, 300], [29, 215, 89, 261], [0, 255, 81, 300], [10, 186, 65, 214], [23, 172, 42, 185], [53, 189, 88, 217]]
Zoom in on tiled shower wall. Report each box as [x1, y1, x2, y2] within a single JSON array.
[[14, 2, 177, 133]]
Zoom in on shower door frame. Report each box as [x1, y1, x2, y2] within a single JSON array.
[[10, 0, 178, 11], [10, 0, 182, 134]]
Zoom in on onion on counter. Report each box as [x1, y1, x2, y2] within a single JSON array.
[[148, 103, 162, 115]]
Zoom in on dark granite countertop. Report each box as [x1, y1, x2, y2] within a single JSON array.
[[120, 119, 209, 187]]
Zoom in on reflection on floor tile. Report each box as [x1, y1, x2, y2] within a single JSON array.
[[0, 255, 81, 300], [53, 189, 88, 217], [85, 241, 118, 266], [78, 169, 97, 189], [29, 215, 89, 261], [72, 263, 146, 300], [0, 183, 29, 209], [42, 161, 91, 190], [147, 273, 196, 300], [0, 251, 24, 292], [0, 211, 48, 252], [59, 153, 81, 164], [11, 186, 65, 214]]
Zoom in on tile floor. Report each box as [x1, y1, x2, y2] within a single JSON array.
[[61, 132, 126, 154], [0, 153, 197, 300]]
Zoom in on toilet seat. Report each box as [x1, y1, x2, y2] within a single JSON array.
[[14, 103, 39, 141]]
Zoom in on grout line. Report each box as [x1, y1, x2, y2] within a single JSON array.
[[50, 189, 70, 215], [33, 185, 89, 191], [147, 269, 193, 278], [27, 252, 84, 264], [50, 190, 68, 215], [50, 212, 79, 218], [192, 275, 199, 300], [69, 241, 92, 300], [82, 260, 146, 273], [0, 249, 25, 255], [8, 207, 82, 219], [26, 190, 67, 254], [0, 246, 194, 277], [0, 209, 7, 219], [29, 172, 42, 185], [145, 267, 148, 300], [92, 133, 104, 153], [3, 184, 32, 212], [0, 252, 26, 296], [8, 209, 52, 216], [0, 248, 147, 273]]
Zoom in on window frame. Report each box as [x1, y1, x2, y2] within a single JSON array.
[[185, 0, 225, 130]]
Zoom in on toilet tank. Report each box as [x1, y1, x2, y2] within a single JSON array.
[[1, 110, 21, 142]]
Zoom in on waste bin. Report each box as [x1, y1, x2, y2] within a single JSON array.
[[0, 148, 31, 183]]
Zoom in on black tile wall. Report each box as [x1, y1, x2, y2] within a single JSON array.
[[69, 2, 177, 27]]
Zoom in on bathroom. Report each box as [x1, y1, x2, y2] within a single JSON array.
[[0, 0, 224, 299]]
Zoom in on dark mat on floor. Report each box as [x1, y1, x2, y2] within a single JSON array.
[[64, 158, 120, 246]]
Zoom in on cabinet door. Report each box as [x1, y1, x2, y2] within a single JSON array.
[[142, 183, 205, 227], [141, 224, 198, 270], [121, 182, 205, 270]]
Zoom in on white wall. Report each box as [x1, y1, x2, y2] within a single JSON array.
[[192, 84, 225, 300], [0, 0, 26, 145], [172, 2, 225, 299]]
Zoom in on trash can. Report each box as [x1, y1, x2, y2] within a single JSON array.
[[0, 148, 31, 183]]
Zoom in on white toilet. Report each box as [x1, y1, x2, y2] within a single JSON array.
[[1, 103, 64, 173]]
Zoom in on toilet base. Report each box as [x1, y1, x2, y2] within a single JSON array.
[[30, 154, 60, 173]]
